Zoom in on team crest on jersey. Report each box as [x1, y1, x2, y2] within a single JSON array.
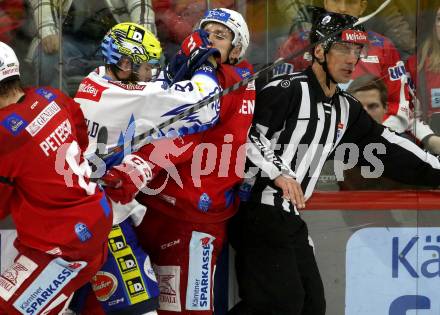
[[1, 113, 28, 136], [234, 67, 251, 79], [74, 223, 92, 242], [198, 193, 212, 212], [35, 88, 56, 102], [75, 78, 108, 102]]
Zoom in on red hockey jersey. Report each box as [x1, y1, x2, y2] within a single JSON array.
[[136, 61, 256, 223], [277, 29, 411, 132], [407, 54, 440, 115], [0, 87, 112, 261]]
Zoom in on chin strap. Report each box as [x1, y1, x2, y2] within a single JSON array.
[[317, 54, 337, 88]]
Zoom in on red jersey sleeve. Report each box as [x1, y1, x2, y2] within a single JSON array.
[[379, 36, 411, 130]]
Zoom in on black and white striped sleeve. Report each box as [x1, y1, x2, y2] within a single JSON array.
[[344, 97, 440, 187], [246, 78, 299, 180]]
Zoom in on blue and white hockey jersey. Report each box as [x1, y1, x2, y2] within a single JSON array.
[[75, 66, 221, 168]]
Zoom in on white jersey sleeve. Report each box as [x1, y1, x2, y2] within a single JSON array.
[[75, 66, 220, 165]]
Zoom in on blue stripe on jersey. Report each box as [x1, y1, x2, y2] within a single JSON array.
[[100, 193, 111, 217]]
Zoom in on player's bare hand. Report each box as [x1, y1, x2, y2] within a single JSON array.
[[274, 175, 305, 209], [42, 34, 60, 54]]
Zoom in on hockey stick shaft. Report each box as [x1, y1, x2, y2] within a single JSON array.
[[101, 0, 391, 161]]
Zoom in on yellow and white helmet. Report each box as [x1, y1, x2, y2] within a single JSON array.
[[101, 22, 162, 66]]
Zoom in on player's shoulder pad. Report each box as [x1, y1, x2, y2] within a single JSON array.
[[260, 72, 307, 92]]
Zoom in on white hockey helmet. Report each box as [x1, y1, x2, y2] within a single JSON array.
[[199, 8, 250, 62], [0, 42, 19, 82]]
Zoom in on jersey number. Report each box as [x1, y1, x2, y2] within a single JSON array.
[[55, 141, 97, 195]]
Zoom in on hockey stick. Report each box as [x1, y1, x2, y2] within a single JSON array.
[[89, 126, 123, 187], [99, 0, 391, 162]]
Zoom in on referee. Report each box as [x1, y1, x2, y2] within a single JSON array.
[[229, 12, 440, 315]]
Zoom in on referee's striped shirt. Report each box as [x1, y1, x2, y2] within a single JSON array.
[[245, 67, 440, 213]]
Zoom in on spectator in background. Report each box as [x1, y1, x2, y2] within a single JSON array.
[[407, 5, 440, 133], [341, 74, 432, 190], [26, 0, 156, 95], [0, 0, 25, 44], [153, 0, 234, 59], [348, 74, 389, 124]]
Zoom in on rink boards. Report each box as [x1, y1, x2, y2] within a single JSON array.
[[1, 191, 440, 315]]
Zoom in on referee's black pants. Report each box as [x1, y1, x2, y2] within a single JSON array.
[[228, 201, 326, 315]]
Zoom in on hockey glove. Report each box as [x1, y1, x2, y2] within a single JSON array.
[[102, 154, 152, 205], [165, 29, 220, 84]]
